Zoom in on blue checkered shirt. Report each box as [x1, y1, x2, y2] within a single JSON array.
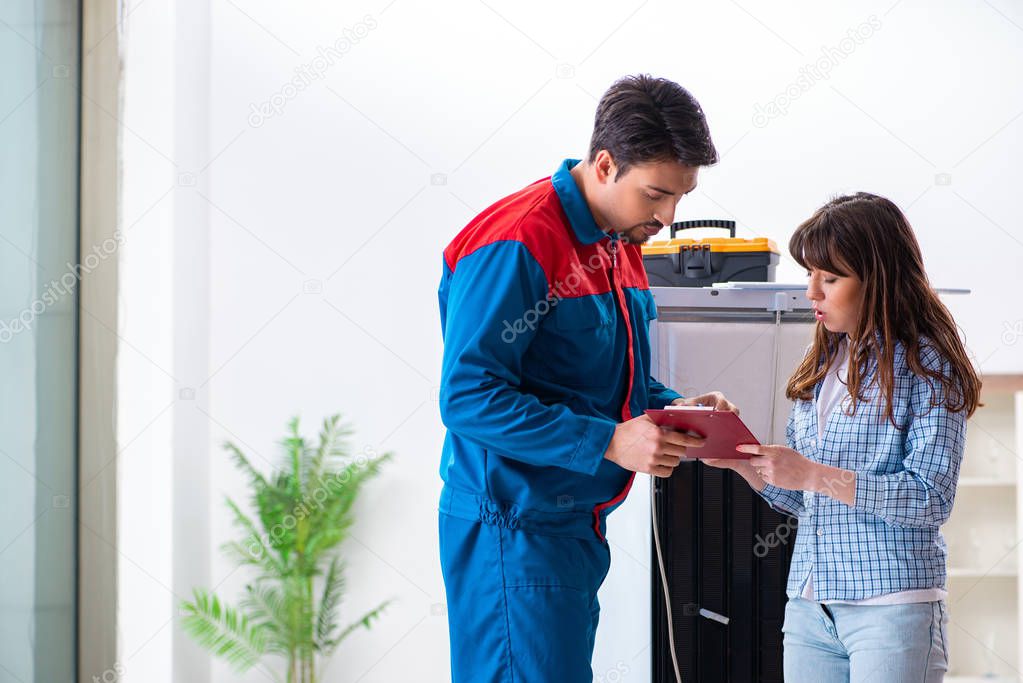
[[758, 340, 967, 601]]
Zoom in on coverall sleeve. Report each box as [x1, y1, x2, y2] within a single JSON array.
[[648, 378, 682, 409], [439, 241, 617, 476]]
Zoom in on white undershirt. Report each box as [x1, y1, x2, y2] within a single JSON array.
[[815, 340, 850, 441], [800, 339, 947, 605]]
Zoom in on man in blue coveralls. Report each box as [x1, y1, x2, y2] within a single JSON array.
[[437, 74, 737, 682]]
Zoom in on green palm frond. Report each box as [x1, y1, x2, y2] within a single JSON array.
[[226, 497, 268, 552], [304, 415, 352, 492], [302, 524, 350, 564], [318, 454, 390, 524], [180, 589, 267, 672], [241, 583, 291, 654], [254, 476, 301, 554], [242, 583, 288, 627], [301, 456, 388, 564], [282, 417, 305, 494], [314, 557, 346, 648], [225, 496, 260, 536], [223, 497, 284, 573], [325, 600, 392, 656], [224, 442, 269, 491], [221, 541, 282, 577]]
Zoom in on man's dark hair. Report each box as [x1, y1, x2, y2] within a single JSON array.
[[588, 74, 718, 179]]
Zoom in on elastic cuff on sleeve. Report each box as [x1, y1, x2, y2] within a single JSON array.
[[567, 416, 617, 476], [654, 390, 683, 409]]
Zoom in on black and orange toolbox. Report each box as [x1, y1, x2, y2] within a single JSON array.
[[642, 219, 779, 287]]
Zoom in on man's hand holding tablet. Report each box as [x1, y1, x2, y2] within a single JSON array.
[[602, 415, 705, 478], [645, 393, 757, 462]]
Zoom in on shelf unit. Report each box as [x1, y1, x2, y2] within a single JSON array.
[[943, 375, 1023, 682]]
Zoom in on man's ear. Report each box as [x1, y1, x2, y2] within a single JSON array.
[[593, 150, 616, 185]]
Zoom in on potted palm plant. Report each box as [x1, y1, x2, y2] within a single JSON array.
[[181, 415, 391, 683]]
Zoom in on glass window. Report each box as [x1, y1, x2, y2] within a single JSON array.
[[0, 2, 80, 681]]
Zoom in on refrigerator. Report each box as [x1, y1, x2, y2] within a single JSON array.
[[592, 284, 816, 683]]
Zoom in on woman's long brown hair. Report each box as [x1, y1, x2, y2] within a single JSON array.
[[785, 192, 981, 425]]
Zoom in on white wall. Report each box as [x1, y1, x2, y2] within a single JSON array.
[[118, 0, 176, 679], [116, 1, 1023, 681]]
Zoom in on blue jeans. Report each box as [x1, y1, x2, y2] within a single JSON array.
[[782, 597, 949, 682]]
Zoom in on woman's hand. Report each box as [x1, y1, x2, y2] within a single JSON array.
[[702, 457, 765, 491], [736, 444, 856, 504], [738, 444, 817, 490], [701, 457, 746, 472]]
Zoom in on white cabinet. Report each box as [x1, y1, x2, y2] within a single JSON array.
[[944, 377, 1023, 682]]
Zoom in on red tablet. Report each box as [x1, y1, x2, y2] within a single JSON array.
[[644, 406, 758, 460]]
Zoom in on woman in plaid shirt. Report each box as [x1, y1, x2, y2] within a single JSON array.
[[706, 192, 981, 682]]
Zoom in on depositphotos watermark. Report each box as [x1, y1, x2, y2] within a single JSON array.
[[248, 15, 378, 128], [594, 661, 630, 683], [500, 252, 607, 344], [245, 447, 381, 560], [0, 230, 125, 344], [92, 662, 125, 683], [754, 515, 799, 558], [1002, 320, 1023, 346], [752, 15, 882, 128]]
